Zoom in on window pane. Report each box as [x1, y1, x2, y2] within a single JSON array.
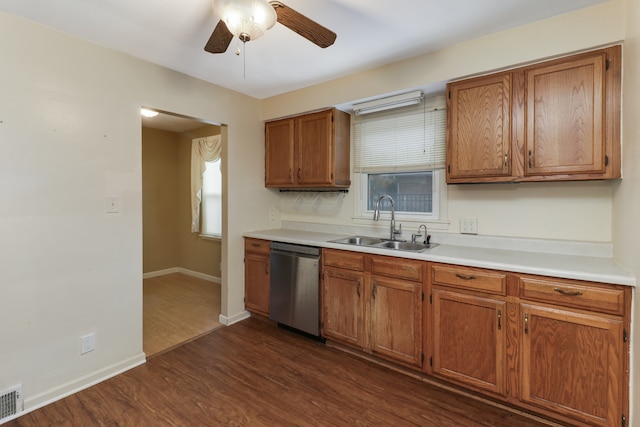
[[367, 171, 433, 213], [202, 159, 222, 236]]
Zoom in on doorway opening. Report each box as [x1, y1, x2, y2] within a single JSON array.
[[141, 108, 224, 357]]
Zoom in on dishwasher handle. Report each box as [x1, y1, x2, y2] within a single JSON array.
[[270, 242, 321, 257]]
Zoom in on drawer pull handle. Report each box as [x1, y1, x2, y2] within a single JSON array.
[[455, 273, 477, 280], [524, 313, 529, 334], [252, 243, 261, 247], [372, 284, 377, 299], [528, 150, 533, 168], [497, 309, 502, 330], [357, 282, 361, 298], [553, 288, 583, 296]]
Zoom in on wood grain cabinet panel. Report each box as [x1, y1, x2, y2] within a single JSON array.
[[265, 118, 295, 186], [321, 249, 424, 370], [432, 289, 506, 396], [370, 276, 423, 368], [447, 72, 512, 180], [520, 303, 623, 427], [265, 108, 350, 189], [322, 268, 364, 347], [446, 45, 621, 183], [525, 53, 606, 176], [244, 239, 271, 316]]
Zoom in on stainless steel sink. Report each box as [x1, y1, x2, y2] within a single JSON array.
[[329, 236, 438, 252], [373, 241, 438, 252], [329, 236, 384, 246]]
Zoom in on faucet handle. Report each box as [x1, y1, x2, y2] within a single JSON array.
[[394, 223, 402, 235], [411, 233, 422, 243]]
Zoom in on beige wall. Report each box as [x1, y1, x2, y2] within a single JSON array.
[[142, 125, 222, 278], [142, 127, 180, 272], [0, 10, 278, 412]]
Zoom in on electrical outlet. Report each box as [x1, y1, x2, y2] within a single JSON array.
[[460, 217, 478, 235], [81, 333, 96, 355]]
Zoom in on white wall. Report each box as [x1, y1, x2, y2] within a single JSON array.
[[261, 0, 625, 243], [0, 11, 277, 412]]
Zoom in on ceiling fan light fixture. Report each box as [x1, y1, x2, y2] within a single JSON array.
[[212, 0, 277, 42]]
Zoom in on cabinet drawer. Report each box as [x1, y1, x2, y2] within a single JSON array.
[[370, 256, 423, 282], [519, 276, 625, 315], [323, 249, 365, 271], [432, 264, 506, 295], [244, 238, 271, 254]]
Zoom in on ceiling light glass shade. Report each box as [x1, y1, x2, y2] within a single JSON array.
[[212, 0, 277, 41]]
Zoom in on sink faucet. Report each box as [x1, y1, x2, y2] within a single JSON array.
[[412, 224, 428, 243], [373, 194, 402, 241]]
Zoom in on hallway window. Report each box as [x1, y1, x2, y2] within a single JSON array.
[[201, 159, 222, 237]]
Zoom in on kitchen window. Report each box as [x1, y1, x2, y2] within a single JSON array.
[[353, 95, 447, 223]]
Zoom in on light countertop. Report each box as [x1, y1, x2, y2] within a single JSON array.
[[243, 228, 635, 286]]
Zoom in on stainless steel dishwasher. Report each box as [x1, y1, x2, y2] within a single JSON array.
[[269, 242, 321, 337]]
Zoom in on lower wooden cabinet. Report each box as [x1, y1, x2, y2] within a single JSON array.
[[321, 249, 424, 369], [322, 267, 364, 347], [244, 238, 270, 316], [370, 275, 423, 367], [520, 303, 624, 427], [320, 251, 630, 427], [432, 289, 506, 396]]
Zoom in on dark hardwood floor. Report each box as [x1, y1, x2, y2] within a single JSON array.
[[8, 318, 555, 426]]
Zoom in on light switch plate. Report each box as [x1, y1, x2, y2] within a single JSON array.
[[106, 197, 120, 213]]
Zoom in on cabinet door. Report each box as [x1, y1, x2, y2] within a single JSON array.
[[295, 110, 333, 186], [244, 252, 270, 316], [432, 289, 506, 396], [447, 72, 512, 181], [322, 268, 364, 348], [265, 118, 295, 187], [525, 52, 606, 176], [370, 276, 422, 368], [520, 303, 623, 427]]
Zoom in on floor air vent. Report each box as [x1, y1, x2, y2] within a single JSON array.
[[0, 385, 22, 422]]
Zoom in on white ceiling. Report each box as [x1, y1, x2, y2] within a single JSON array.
[[0, 0, 607, 101]]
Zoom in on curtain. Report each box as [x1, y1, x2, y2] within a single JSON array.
[[191, 135, 222, 232]]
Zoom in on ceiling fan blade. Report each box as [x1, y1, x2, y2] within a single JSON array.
[[204, 20, 234, 54], [270, 1, 336, 48]]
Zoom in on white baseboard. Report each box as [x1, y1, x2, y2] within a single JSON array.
[[219, 310, 251, 326], [143, 268, 221, 284], [18, 353, 146, 420]]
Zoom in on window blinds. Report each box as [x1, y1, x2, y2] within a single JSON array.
[[353, 95, 446, 173]]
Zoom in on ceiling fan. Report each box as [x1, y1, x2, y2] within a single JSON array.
[[204, 0, 337, 54]]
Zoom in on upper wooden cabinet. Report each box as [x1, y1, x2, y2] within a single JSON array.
[[265, 108, 351, 189], [447, 45, 621, 183]]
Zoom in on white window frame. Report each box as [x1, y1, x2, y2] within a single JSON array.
[[351, 94, 450, 230], [200, 158, 222, 238]]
